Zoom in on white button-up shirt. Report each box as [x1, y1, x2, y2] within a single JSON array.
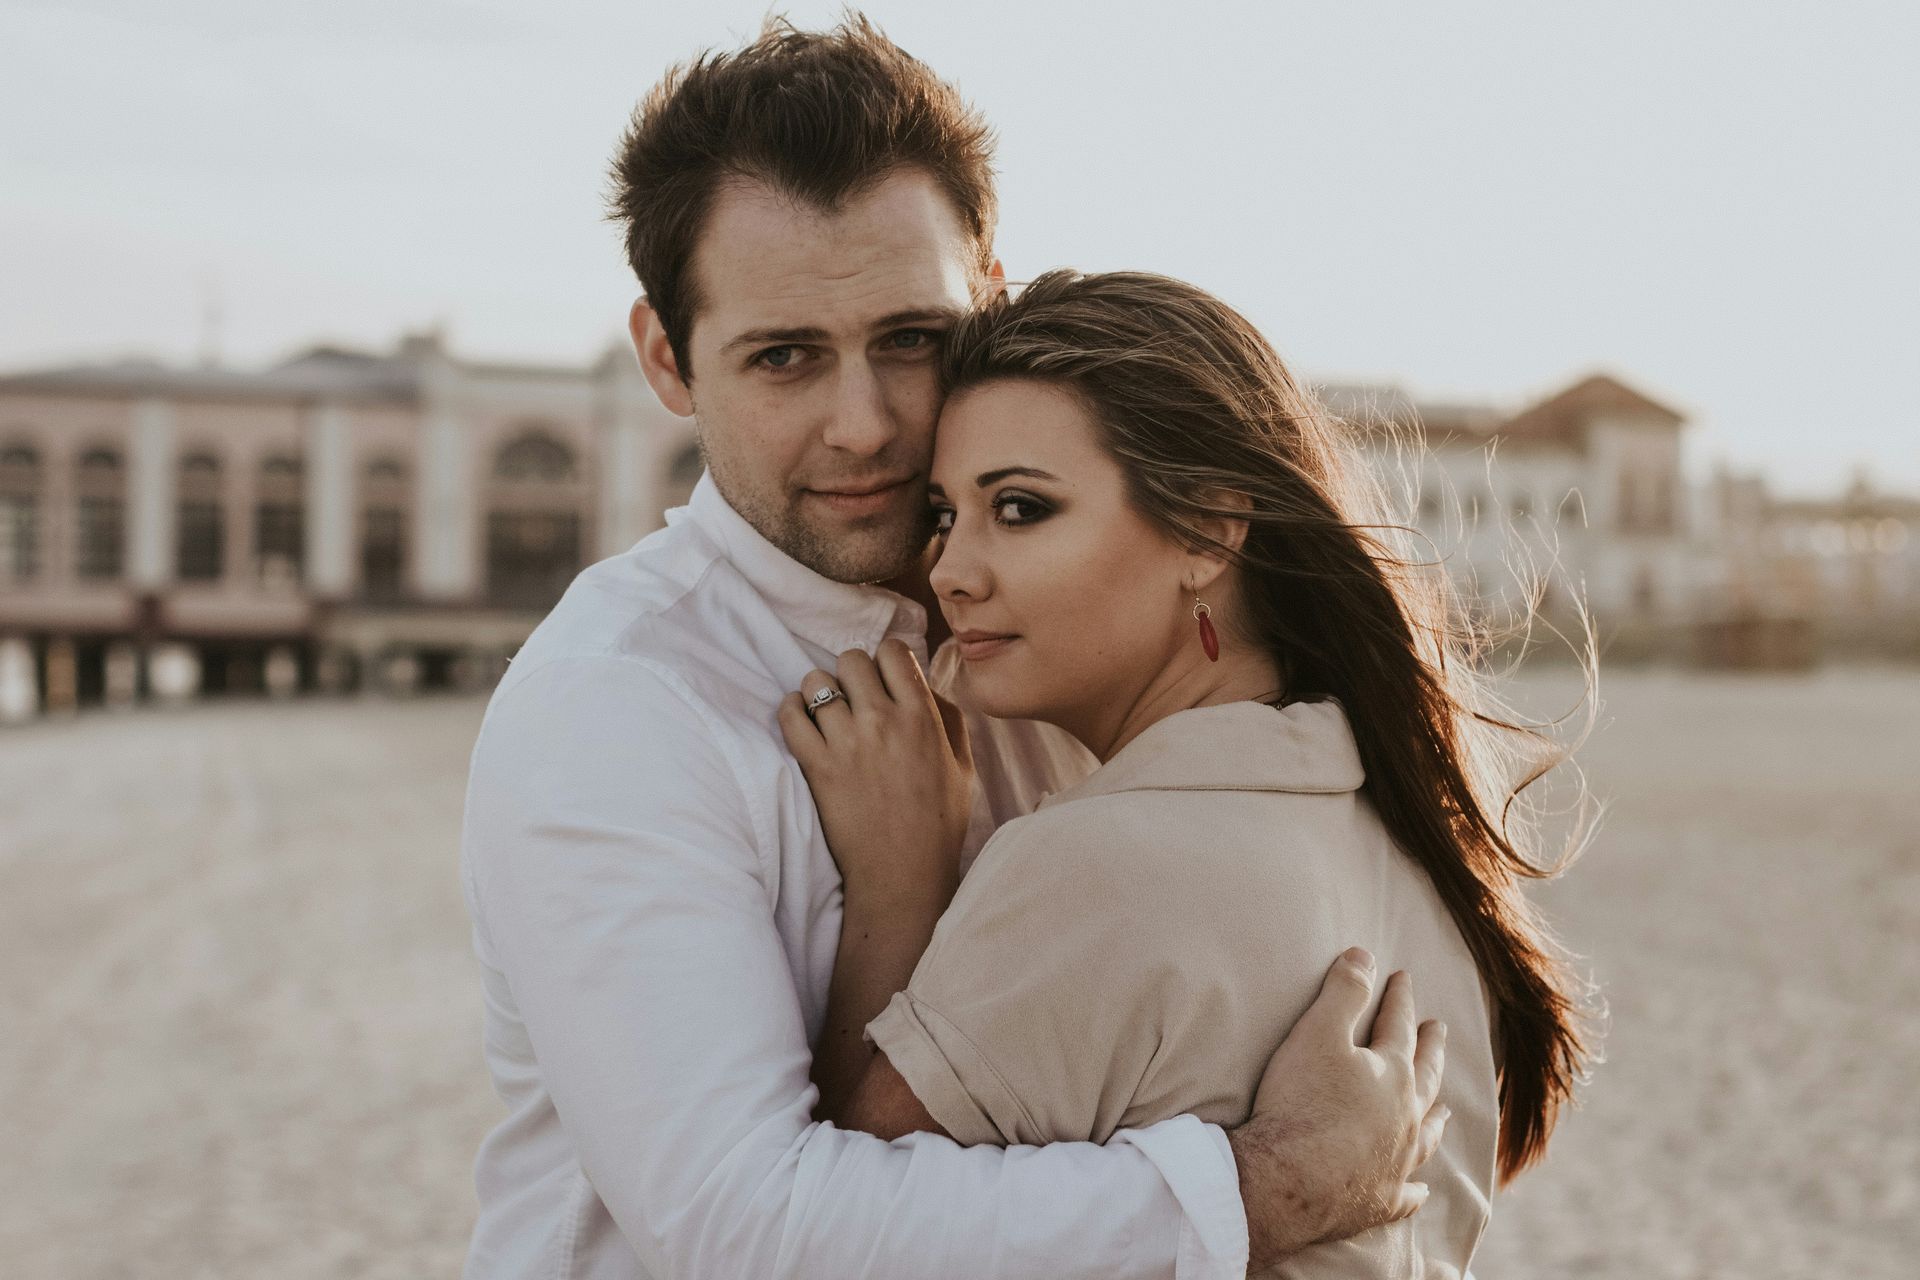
[[460, 474, 1249, 1279]]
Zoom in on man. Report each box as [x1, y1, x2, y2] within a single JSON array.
[[460, 17, 1446, 1278]]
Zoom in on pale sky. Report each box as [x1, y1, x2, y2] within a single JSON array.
[[4, 0, 1916, 494]]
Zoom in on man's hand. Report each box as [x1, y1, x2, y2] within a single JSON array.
[[1230, 948, 1449, 1269]]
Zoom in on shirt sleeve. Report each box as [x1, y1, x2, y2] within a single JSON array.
[[462, 653, 1248, 1280], [867, 803, 1196, 1149]]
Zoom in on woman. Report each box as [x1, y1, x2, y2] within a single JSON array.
[[778, 270, 1593, 1276]]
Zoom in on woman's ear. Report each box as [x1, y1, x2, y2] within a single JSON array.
[[1185, 489, 1253, 593]]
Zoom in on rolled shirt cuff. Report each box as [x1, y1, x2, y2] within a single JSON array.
[[1114, 1115, 1250, 1280], [866, 989, 1030, 1146], [870, 991, 1250, 1277]]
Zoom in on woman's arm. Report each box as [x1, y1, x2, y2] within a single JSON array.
[[810, 897, 944, 1122], [777, 639, 975, 1121], [842, 1051, 949, 1140]]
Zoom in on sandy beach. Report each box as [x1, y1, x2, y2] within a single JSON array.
[[3, 668, 1916, 1278]]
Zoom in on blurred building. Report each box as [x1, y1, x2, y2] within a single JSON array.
[[3, 343, 1911, 720], [1697, 468, 1920, 663], [0, 333, 696, 720], [1325, 372, 1701, 632]]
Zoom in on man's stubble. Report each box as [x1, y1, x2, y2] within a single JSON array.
[[693, 423, 938, 587]]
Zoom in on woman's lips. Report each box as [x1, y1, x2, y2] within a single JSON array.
[[952, 630, 1019, 661]]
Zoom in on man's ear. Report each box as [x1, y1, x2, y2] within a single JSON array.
[[977, 256, 1008, 303], [629, 298, 695, 418]]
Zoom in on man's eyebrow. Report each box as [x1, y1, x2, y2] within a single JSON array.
[[976, 466, 1061, 488], [719, 325, 830, 355], [872, 306, 963, 332]]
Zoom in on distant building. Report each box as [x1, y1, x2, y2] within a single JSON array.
[[3, 340, 1907, 720], [1699, 468, 1920, 661], [1325, 372, 1700, 630], [0, 333, 695, 719]]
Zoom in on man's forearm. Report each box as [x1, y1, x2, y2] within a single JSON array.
[[812, 893, 944, 1121]]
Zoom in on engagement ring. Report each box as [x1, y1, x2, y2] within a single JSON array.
[[803, 686, 845, 721]]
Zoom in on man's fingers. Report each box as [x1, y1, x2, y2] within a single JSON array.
[[1413, 1101, 1450, 1172], [1412, 1018, 1447, 1111], [1367, 969, 1417, 1061], [1298, 947, 1378, 1045]]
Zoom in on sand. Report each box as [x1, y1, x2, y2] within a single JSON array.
[[2, 669, 1916, 1278]]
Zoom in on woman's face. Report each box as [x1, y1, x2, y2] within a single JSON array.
[[927, 379, 1197, 729]]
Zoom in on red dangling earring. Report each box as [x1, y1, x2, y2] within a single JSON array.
[[1193, 595, 1220, 662]]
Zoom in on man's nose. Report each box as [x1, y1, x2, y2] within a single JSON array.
[[819, 362, 897, 457]]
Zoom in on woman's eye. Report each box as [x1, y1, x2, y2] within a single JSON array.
[[931, 507, 955, 534], [994, 496, 1048, 525]]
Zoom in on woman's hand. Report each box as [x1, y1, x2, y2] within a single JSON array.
[[778, 639, 975, 1120], [777, 638, 975, 916]]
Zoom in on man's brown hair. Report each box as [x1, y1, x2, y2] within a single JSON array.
[[608, 13, 998, 380]]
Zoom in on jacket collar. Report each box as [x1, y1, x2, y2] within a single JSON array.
[[673, 472, 929, 657], [1038, 698, 1365, 810]]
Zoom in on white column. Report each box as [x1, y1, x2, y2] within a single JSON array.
[[305, 403, 354, 596], [0, 636, 37, 723], [417, 408, 477, 599], [128, 398, 176, 588]]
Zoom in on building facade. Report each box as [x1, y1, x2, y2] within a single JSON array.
[[0, 333, 696, 720], [4, 341, 1906, 720], [1328, 372, 1699, 632], [1697, 469, 1920, 663]]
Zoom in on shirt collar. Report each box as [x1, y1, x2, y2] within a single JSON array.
[[1038, 698, 1365, 810], [672, 472, 929, 656]]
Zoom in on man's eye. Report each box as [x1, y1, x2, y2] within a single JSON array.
[[887, 329, 939, 353], [757, 346, 800, 369]]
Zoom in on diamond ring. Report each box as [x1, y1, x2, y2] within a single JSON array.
[[803, 686, 846, 721]]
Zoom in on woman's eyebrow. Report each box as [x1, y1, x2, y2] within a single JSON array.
[[975, 466, 1060, 488]]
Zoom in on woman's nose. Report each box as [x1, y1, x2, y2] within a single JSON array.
[[928, 524, 989, 601]]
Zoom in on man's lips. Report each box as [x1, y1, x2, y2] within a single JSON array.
[[805, 476, 915, 515], [950, 629, 1019, 660]]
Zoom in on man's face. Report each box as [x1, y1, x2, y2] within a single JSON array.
[[648, 169, 987, 584]]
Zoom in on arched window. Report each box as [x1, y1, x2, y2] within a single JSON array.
[[493, 430, 577, 482], [255, 453, 305, 587], [659, 438, 704, 516], [486, 429, 584, 609], [360, 454, 409, 603], [75, 447, 126, 580], [0, 442, 42, 583], [176, 451, 225, 581]]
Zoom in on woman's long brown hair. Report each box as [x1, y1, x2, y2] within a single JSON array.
[[942, 269, 1596, 1183]]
